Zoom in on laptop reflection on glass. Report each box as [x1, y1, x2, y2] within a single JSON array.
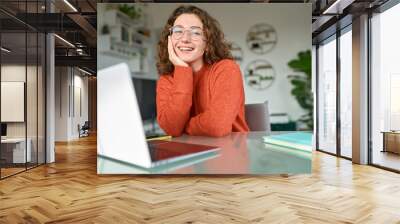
[[97, 63, 220, 168]]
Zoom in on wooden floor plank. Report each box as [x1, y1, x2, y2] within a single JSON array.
[[0, 135, 400, 223]]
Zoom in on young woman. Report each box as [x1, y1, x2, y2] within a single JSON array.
[[156, 5, 249, 137]]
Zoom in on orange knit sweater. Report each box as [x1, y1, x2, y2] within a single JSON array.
[[156, 59, 249, 137]]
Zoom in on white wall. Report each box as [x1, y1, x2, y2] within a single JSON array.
[[73, 73, 89, 137], [1, 64, 46, 163], [55, 67, 89, 141], [1, 65, 37, 137], [145, 3, 311, 120], [55, 67, 68, 141]]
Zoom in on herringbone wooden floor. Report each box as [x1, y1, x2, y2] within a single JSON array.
[[1, 135, 400, 224]]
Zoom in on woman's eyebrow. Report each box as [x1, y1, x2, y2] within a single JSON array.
[[173, 24, 202, 29]]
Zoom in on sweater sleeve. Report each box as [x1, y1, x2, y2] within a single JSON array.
[[156, 66, 193, 137], [185, 60, 245, 137]]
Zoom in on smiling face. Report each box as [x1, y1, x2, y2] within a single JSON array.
[[171, 13, 206, 68]]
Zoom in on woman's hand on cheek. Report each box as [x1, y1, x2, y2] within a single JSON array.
[[168, 36, 189, 67]]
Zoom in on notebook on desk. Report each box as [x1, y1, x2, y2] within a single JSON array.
[[97, 63, 220, 169], [263, 132, 312, 152]]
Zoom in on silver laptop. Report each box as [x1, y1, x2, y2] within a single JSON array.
[[97, 63, 219, 169]]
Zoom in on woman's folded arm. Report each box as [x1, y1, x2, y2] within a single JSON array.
[[156, 66, 194, 136]]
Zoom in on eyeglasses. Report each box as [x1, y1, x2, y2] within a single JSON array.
[[169, 26, 205, 41]]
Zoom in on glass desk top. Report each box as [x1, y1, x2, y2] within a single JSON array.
[[97, 131, 312, 174]]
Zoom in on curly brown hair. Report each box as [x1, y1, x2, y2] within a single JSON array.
[[156, 5, 233, 75]]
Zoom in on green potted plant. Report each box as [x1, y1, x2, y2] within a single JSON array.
[[287, 50, 313, 130], [118, 4, 142, 21]]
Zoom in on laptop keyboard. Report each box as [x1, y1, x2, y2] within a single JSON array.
[[147, 140, 218, 162]]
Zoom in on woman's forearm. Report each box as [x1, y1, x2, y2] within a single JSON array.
[[156, 66, 194, 136]]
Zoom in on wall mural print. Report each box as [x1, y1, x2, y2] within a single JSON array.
[[244, 59, 276, 90], [246, 23, 277, 54]]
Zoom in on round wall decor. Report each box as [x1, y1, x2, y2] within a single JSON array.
[[246, 23, 277, 54], [244, 59, 276, 90]]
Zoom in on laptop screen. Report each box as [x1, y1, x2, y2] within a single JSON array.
[[131, 78, 165, 138], [132, 78, 157, 122]]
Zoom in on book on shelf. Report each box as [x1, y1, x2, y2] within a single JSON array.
[[263, 132, 312, 152]]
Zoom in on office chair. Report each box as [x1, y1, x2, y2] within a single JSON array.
[[244, 101, 271, 134], [79, 121, 90, 138]]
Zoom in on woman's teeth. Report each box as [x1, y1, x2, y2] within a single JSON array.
[[178, 47, 194, 51]]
